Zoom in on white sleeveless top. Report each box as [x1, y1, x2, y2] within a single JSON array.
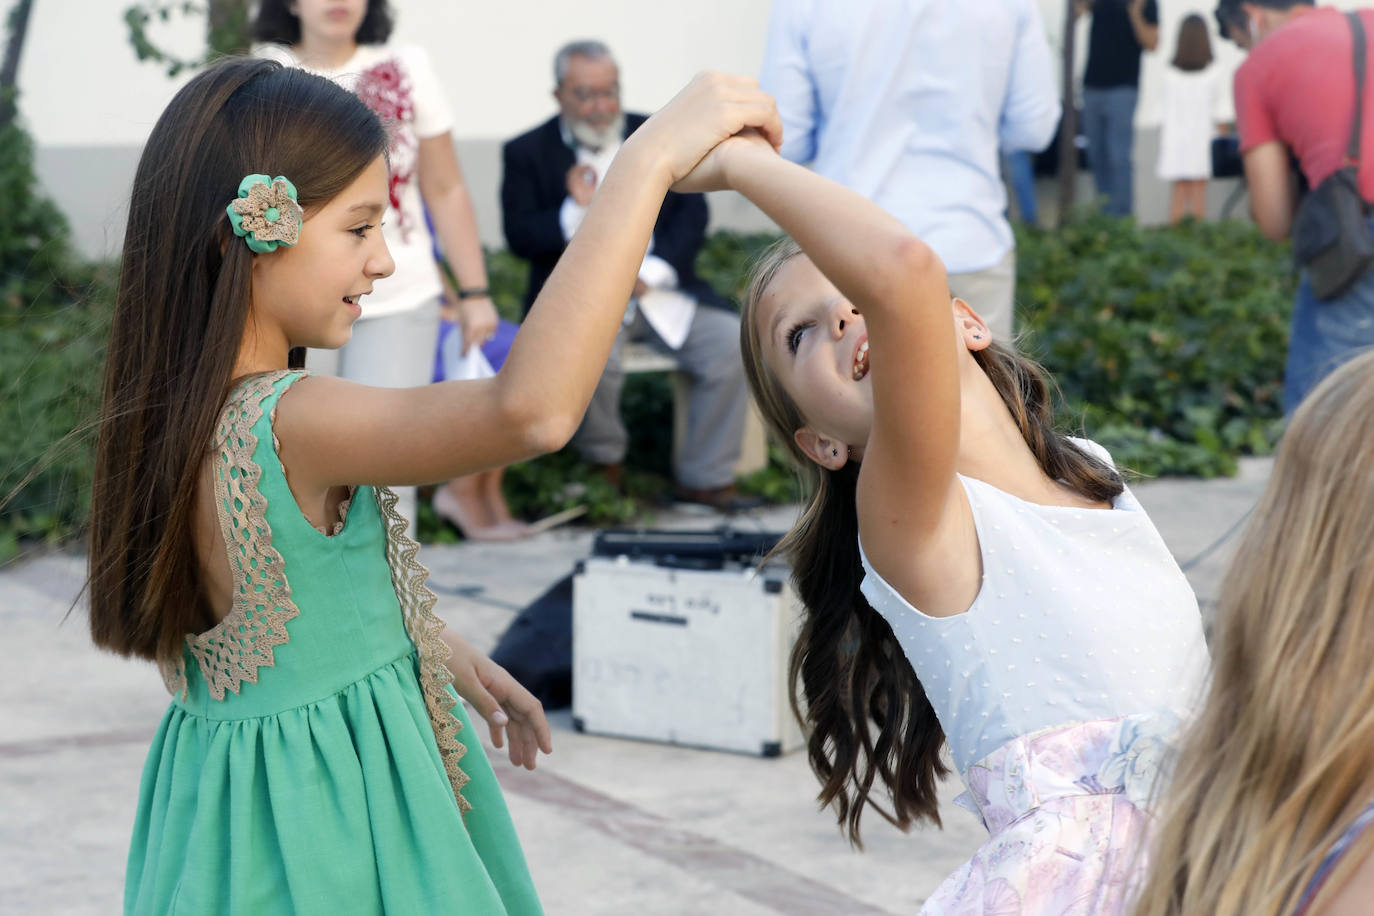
[[858, 440, 1209, 773]]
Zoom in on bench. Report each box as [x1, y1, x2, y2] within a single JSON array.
[[621, 341, 769, 478]]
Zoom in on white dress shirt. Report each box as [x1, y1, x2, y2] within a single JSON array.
[[557, 122, 695, 348], [760, 0, 1059, 273]]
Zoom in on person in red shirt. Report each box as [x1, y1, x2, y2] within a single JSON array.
[[1232, 0, 1374, 411]]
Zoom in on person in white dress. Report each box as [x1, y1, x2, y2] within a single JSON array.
[[723, 129, 1209, 910], [1157, 14, 1223, 223]]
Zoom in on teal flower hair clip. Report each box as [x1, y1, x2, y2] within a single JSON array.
[[226, 174, 304, 253]]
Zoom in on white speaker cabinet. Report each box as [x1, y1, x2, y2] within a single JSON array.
[[572, 555, 805, 757]]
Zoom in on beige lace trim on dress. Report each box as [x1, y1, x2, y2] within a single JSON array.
[[162, 371, 302, 700], [312, 488, 354, 536], [159, 654, 187, 699], [268, 401, 355, 537], [375, 485, 473, 814]]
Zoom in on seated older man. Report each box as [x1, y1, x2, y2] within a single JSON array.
[[501, 40, 754, 512]]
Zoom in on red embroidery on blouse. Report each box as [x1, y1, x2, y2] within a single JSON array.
[[355, 58, 417, 242]]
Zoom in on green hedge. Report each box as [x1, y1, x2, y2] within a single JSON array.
[[4, 190, 1296, 556], [0, 118, 111, 562], [1015, 212, 1293, 476], [420, 218, 1296, 539]]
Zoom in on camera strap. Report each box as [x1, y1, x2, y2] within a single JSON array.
[[1346, 11, 1366, 170]]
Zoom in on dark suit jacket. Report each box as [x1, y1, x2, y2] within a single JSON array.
[[500, 113, 729, 316]]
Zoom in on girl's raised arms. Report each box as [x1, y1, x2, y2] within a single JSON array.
[[274, 74, 781, 497], [686, 136, 965, 586]]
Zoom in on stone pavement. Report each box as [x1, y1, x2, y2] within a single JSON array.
[[0, 459, 1272, 915]]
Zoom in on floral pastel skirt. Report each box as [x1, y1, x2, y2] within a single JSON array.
[[921, 712, 1183, 916]]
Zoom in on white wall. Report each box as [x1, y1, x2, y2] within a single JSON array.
[[23, 0, 1372, 149], [21, 0, 1361, 258], [18, 0, 778, 256], [20, 0, 202, 147], [18, 0, 774, 148]]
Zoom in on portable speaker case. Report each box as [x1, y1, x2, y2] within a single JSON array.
[[571, 554, 805, 757]]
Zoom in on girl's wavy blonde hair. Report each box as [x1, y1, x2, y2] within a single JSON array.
[[1134, 349, 1374, 916]]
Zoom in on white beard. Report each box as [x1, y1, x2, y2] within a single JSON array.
[[568, 111, 626, 152]]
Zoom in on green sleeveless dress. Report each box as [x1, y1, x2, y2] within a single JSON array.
[[124, 371, 543, 915]]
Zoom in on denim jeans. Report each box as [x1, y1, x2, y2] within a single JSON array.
[[572, 304, 747, 490], [1082, 86, 1139, 217], [1284, 252, 1374, 414], [1005, 150, 1038, 226]]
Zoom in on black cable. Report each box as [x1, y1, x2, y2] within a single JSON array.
[[426, 581, 523, 611], [1177, 506, 1253, 572]]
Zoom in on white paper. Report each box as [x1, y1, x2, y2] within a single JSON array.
[[637, 288, 696, 351], [441, 327, 496, 382]]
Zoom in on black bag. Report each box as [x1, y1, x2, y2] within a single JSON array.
[[1291, 12, 1374, 301], [490, 574, 574, 709], [1211, 135, 1242, 179], [590, 527, 781, 568]]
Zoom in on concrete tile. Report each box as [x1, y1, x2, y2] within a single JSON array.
[[491, 713, 982, 913], [504, 790, 783, 916], [1, 742, 144, 915], [0, 468, 1269, 913]]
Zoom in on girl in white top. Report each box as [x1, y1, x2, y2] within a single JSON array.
[[1157, 14, 1223, 223], [718, 129, 1208, 910], [254, 0, 509, 536]]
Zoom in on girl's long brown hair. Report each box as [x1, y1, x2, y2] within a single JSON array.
[[1171, 14, 1214, 72], [88, 58, 387, 664], [1133, 350, 1374, 916], [739, 238, 1121, 846]]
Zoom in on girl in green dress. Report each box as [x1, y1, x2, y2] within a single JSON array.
[[86, 57, 781, 915]]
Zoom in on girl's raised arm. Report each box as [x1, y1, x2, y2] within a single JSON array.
[[277, 74, 781, 492], [688, 137, 962, 553]]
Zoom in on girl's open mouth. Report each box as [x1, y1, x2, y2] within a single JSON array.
[[852, 337, 869, 381]]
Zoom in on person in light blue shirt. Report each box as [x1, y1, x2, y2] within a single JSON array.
[[760, 0, 1059, 339]]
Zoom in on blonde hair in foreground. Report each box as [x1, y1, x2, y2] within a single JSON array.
[[1133, 350, 1374, 916]]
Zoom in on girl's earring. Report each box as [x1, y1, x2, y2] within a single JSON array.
[[832, 448, 839, 457]]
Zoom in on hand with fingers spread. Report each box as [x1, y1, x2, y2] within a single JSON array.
[[622, 71, 783, 190], [442, 630, 553, 769]]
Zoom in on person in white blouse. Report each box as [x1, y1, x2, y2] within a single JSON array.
[[760, 0, 1059, 340], [253, 0, 514, 538]]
